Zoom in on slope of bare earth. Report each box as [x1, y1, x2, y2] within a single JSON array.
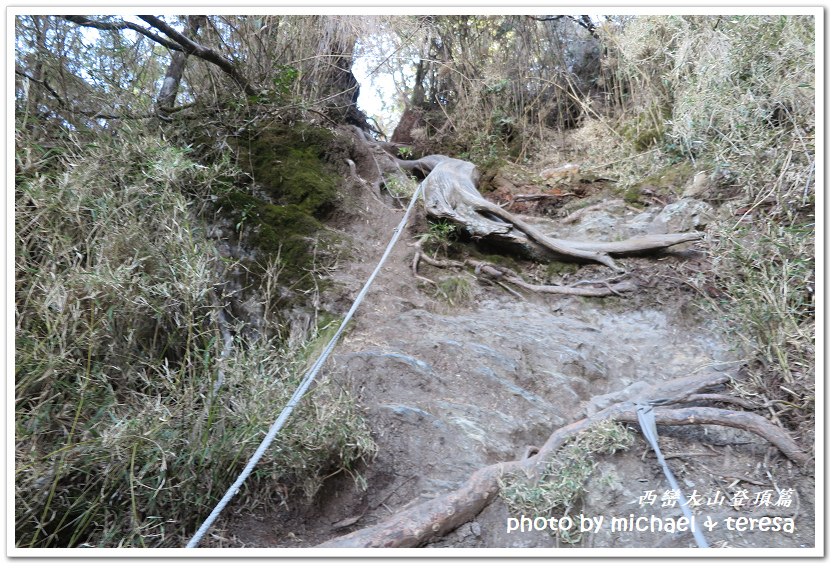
[[215, 147, 814, 551]]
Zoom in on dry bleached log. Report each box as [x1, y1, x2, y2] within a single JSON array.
[[403, 155, 702, 272], [316, 370, 810, 548]]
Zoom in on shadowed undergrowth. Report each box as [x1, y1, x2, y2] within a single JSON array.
[[15, 130, 375, 547]]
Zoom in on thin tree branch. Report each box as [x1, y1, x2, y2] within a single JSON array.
[[15, 68, 65, 107], [526, 15, 599, 39], [63, 15, 260, 98], [527, 15, 565, 22], [15, 68, 163, 120], [62, 15, 184, 52], [137, 15, 259, 97]]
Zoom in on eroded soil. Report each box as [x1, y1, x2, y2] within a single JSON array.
[[211, 151, 814, 551]]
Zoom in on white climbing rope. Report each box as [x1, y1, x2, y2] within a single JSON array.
[[185, 181, 425, 548], [635, 400, 709, 548]]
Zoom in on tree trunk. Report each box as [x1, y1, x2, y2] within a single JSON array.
[[156, 15, 205, 111]]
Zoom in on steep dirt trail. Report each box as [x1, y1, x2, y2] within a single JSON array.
[[222, 158, 813, 550]]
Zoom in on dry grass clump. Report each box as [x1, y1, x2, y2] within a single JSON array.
[[706, 217, 815, 444], [15, 129, 375, 547], [499, 420, 633, 540], [579, 15, 814, 181], [573, 15, 815, 439]]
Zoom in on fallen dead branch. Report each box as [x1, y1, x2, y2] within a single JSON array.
[[706, 471, 768, 487], [471, 260, 636, 297], [316, 370, 810, 548], [545, 232, 703, 255], [514, 193, 577, 202]]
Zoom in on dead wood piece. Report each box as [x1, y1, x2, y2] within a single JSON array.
[[412, 250, 634, 298], [346, 158, 379, 202], [315, 370, 809, 548], [473, 262, 636, 297], [494, 280, 527, 301], [514, 193, 576, 202], [549, 232, 704, 256], [405, 155, 702, 272], [395, 154, 448, 176], [510, 277, 636, 297], [706, 471, 767, 487], [410, 252, 438, 286], [414, 250, 465, 270], [469, 259, 633, 297], [418, 157, 623, 271]]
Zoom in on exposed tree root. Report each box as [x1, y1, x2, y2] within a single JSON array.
[[674, 393, 759, 410], [350, 125, 410, 157], [411, 240, 634, 298], [420, 157, 625, 271], [546, 232, 703, 255], [345, 158, 384, 204], [613, 407, 810, 466], [471, 260, 636, 297], [315, 370, 810, 548], [397, 155, 703, 272]]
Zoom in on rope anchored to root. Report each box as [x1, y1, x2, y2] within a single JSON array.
[[316, 370, 810, 548]]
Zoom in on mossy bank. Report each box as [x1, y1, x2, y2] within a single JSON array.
[[213, 121, 352, 297]]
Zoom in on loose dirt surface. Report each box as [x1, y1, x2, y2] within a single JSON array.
[[213, 149, 814, 551]]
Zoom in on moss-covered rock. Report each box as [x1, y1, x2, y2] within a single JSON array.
[[235, 122, 341, 216], [215, 191, 322, 285], [207, 119, 359, 308]]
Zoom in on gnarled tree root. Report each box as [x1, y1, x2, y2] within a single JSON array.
[[315, 370, 809, 548], [412, 242, 635, 297], [561, 199, 623, 224], [403, 155, 703, 272]]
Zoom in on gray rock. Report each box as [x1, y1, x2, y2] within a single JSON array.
[[648, 198, 714, 235], [681, 171, 711, 198]]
